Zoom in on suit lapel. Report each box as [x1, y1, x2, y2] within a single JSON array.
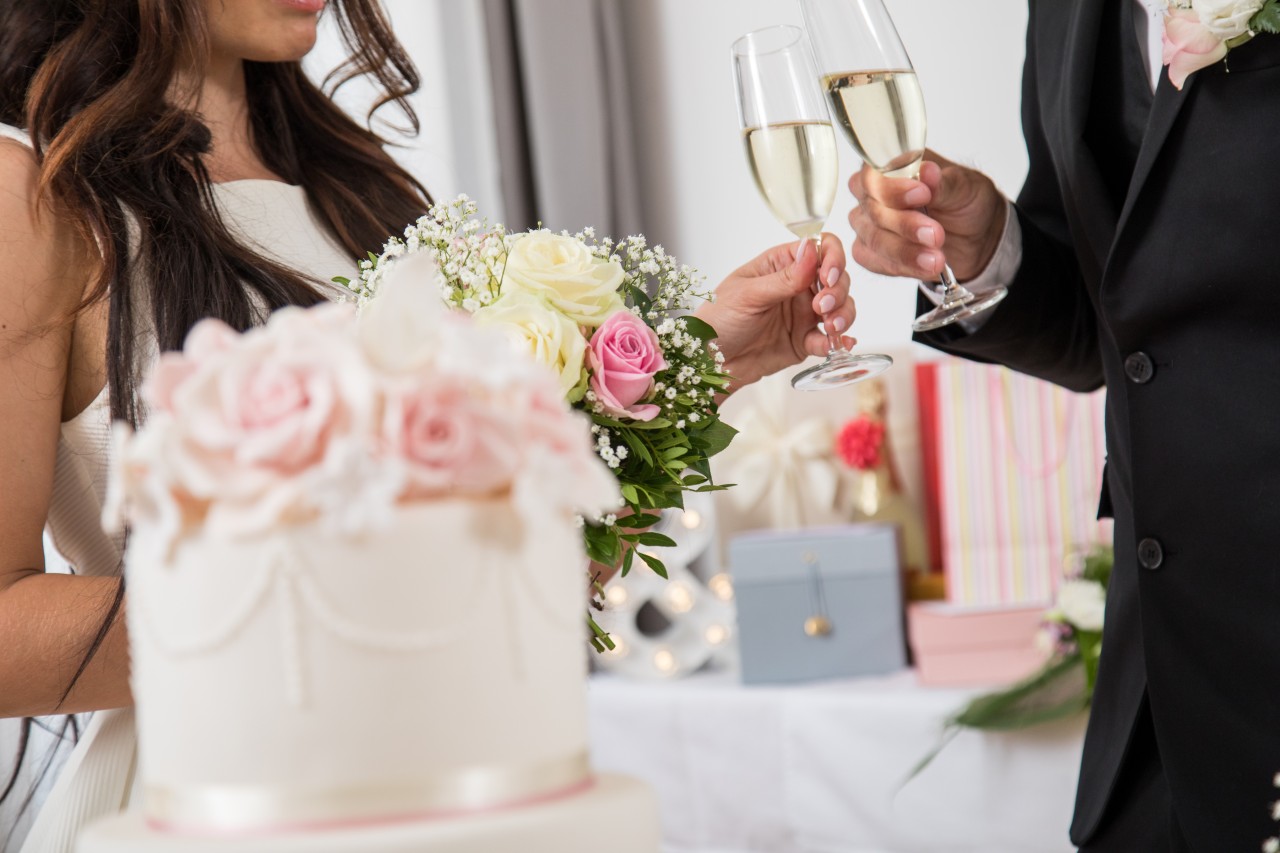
[[1057, 0, 1117, 280], [1111, 70, 1194, 248]]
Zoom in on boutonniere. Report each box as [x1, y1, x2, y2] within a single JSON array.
[[1163, 0, 1280, 89]]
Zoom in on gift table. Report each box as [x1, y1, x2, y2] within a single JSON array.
[[587, 670, 1085, 853]]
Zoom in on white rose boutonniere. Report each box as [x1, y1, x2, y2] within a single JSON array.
[[1164, 0, 1279, 89], [501, 231, 626, 326]]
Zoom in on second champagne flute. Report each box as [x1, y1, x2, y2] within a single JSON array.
[[732, 25, 892, 392], [799, 0, 1007, 332]]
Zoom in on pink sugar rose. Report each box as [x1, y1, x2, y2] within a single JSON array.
[[144, 306, 378, 536], [586, 310, 666, 422], [386, 382, 518, 498], [1163, 8, 1228, 90]]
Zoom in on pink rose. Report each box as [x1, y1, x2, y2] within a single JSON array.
[[1163, 8, 1228, 90], [586, 311, 666, 421], [144, 306, 378, 535], [385, 382, 517, 498]]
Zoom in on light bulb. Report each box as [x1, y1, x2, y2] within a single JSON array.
[[705, 624, 729, 646], [605, 584, 629, 606], [665, 582, 694, 613], [681, 510, 703, 530], [708, 573, 734, 601], [653, 649, 676, 673]]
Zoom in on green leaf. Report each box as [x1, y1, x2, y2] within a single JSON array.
[[635, 532, 678, 548], [637, 551, 669, 579], [620, 430, 653, 466], [619, 484, 640, 505], [949, 653, 1090, 732], [621, 547, 636, 577], [615, 513, 661, 529], [682, 316, 719, 344], [692, 420, 738, 458], [1252, 0, 1280, 33], [332, 276, 352, 286], [682, 473, 708, 487]]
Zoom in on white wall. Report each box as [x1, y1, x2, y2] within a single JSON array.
[[620, 0, 1030, 355], [307, 0, 500, 214]]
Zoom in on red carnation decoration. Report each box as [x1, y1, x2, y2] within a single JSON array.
[[836, 416, 885, 471]]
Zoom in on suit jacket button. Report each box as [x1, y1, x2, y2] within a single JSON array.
[[1125, 352, 1155, 384], [1138, 538, 1164, 570]]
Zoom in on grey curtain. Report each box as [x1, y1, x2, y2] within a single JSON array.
[[480, 0, 644, 237]]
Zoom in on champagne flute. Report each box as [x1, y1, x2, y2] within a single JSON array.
[[732, 25, 893, 391], [798, 0, 1007, 332]]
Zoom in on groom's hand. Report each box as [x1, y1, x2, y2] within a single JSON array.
[[848, 149, 1006, 282], [694, 233, 854, 391]]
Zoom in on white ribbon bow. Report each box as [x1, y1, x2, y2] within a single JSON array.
[[725, 376, 839, 529]]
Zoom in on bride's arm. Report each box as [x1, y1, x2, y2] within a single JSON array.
[[694, 233, 855, 390], [0, 142, 131, 718]]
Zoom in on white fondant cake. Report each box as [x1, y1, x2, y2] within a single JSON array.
[[81, 269, 658, 850]]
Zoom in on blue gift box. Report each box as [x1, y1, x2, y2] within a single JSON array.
[[729, 524, 907, 685]]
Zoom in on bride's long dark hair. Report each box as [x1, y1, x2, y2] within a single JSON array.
[[0, 0, 431, 824]]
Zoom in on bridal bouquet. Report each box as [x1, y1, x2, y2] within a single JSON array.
[[339, 197, 736, 647]]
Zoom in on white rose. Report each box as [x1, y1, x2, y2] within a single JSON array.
[[501, 232, 625, 326], [1192, 0, 1263, 40], [474, 292, 589, 400], [1056, 579, 1107, 632]]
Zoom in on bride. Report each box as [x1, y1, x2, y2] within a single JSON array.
[[0, 0, 857, 850]]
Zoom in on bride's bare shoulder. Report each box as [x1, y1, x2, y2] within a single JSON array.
[[0, 137, 94, 320]]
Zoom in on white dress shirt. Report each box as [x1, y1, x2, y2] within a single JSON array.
[[929, 0, 1167, 321]]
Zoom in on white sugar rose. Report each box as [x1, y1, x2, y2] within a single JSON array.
[[1056, 579, 1107, 632], [1191, 0, 1263, 40], [474, 292, 589, 400], [501, 232, 625, 326]]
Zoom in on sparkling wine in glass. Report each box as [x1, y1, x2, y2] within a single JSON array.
[[800, 0, 1007, 332], [732, 25, 892, 391]]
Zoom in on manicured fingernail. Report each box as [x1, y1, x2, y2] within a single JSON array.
[[904, 186, 930, 206], [818, 294, 836, 314], [833, 316, 848, 333], [794, 239, 810, 266], [826, 267, 841, 287], [918, 252, 938, 271], [917, 226, 937, 247]]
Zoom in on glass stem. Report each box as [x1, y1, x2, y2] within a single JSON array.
[[921, 205, 974, 310], [808, 234, 847, 356]]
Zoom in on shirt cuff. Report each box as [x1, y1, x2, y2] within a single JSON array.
[[918, 198, 1022, 332]]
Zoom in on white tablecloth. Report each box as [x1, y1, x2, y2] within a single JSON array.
[[587, 670, 1086, 853]]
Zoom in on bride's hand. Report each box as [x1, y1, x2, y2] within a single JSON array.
[[694, 234, 855, 390]]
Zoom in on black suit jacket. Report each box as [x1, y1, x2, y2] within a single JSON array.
[[919, 2, 1280, 847]]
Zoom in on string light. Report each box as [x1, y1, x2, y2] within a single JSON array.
[[681, 510, 703, 530], [605, 584, 629, 607], [665, 582, 694, 614], [708, 573, 734, 602], [705, 624, 729, 646], [653, 649, 677, 673]]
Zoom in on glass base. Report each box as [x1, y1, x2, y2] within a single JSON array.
[[791, 351, 893, 391], [912, 287, 1008, 333]]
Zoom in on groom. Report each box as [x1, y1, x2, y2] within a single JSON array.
[[846, 0, 1280, 849]]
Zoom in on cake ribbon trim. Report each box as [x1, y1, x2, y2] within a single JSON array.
[[144, 751, 593, 833]]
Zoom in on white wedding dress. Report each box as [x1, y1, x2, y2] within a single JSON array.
[[0, 122, 355, 853]]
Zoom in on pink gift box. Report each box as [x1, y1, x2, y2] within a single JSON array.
[[907, 603, 1051, 687]]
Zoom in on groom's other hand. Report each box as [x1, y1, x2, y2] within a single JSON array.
[[848, 149, 1005, 283], [695, 233, 853, 390]]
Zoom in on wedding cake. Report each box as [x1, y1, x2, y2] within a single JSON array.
[[78, 256, 660, 852]]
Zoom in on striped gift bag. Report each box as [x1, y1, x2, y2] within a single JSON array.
[[917, 360, 1112, 607]]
